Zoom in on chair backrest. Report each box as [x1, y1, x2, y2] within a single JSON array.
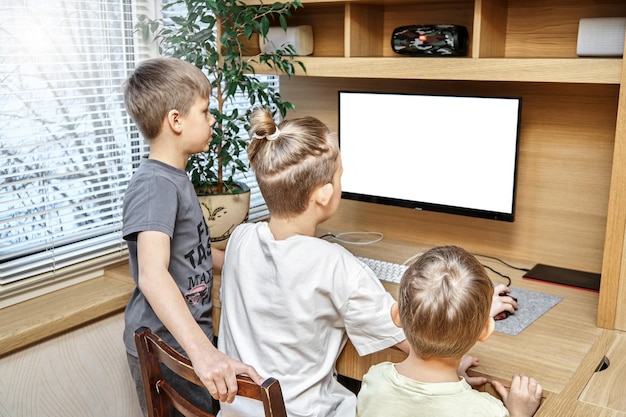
[[134, 327, 287, 417]]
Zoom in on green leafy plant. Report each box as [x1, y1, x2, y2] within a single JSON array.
[[140, 0, 305, 194]]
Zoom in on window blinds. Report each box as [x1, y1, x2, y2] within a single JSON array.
[[0, 0, 270, 300], [0, 0, 149, 293]]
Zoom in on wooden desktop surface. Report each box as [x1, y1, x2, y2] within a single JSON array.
[[316, 212, 626, 416]]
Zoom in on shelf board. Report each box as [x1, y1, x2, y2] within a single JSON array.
[[0, 264, 133, 357], [248, 57, 623, 84], [241, 0, 455, 4]]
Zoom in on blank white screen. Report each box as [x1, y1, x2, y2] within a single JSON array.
[[339, 91, 521, 220]]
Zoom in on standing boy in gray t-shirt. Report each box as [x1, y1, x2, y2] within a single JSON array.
[[121, 57, 262, 415]]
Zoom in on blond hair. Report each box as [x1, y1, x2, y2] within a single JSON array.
[[398, 246, 493, 359], [247, 107, 339, 217], [123, 57, 211, 139]]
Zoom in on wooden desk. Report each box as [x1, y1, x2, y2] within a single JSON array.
[[316, 221, 626, 416], [95, 218, 625, 415]]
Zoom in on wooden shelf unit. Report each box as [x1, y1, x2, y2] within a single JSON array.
[[263, 56, 622, 83], [244, 0, 626, 331]]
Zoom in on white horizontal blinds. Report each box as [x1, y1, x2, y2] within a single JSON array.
[[134, 0, 162, 61], [0, 0, 148, 286]]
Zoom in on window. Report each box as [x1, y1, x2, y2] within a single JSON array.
[[0, 0, 154, 306], [0, 0, 271, 307]]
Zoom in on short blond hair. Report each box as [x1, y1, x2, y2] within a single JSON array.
[[123, 57, 211, 139], [398, 246, 493, 359], [247, 107, 339, 217]]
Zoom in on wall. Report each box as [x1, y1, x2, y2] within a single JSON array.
[[0, 313, 141, 417]]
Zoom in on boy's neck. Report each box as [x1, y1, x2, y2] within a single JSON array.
[[268, 215, 317, 240], [395, 352, 462, 384], [268, 184, 336, 240], [148, 149, 188, 171], [148, 134, 189, 171]]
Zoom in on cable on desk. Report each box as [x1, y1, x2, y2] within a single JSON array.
[[482, 264, 512, 287], [472, 252, 531, 273], [473, 252, 531, 287], [401, 252, 423, 266], [318, 232, 335, 240], [318, 231, 384, 245]]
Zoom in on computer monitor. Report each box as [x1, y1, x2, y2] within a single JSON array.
[[338, 90, 522, 222]]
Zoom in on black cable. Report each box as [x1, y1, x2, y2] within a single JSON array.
[[317, 231, 383, 245], [473, 252, 531, 272], [482, 263, 512, 287]]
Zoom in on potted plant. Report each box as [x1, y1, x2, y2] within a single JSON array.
[[140, 0, 305, 248]]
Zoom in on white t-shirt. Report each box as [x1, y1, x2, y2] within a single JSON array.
[[218, 222, 405, 417], [357, 362, 509, 417]]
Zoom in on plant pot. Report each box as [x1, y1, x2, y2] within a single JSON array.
[[196, 182, 250, 251]]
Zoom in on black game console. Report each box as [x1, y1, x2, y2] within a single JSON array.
[[523, 263, 600, 291], [391, 24, 469, 56]]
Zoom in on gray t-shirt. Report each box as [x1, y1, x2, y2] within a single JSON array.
[[122, 158, 214, 356]]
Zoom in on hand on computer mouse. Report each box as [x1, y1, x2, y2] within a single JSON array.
[[491, 284, 518, 319], [494, 310, 511, 321]]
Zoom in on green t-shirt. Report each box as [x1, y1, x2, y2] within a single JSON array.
[[357, 362, 509, 417]]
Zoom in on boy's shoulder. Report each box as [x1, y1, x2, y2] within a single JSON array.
[[363, 361, 395, 380], [128, 159, 189, 188], [360, 362, 507, 416], [230, 223, 358, 259], [133, 158, 186, 177]]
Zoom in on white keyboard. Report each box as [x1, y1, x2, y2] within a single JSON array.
[[357, 256, 408, 284]]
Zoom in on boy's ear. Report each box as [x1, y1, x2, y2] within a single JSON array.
[[391, 303, 403, 328], [315, 183, 334, 206], [167, 109, 182, 133], [478, 317, 495, 342]]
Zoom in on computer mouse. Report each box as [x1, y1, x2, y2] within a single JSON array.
[[494, 310, 510, 321]]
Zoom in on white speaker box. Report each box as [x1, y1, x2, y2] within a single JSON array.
[[259, 25, 313, 56], [576, 17, 626, 57]]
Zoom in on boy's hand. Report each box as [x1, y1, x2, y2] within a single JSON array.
[[191, 348, 264, 403], [458, 355, 488, 387], [490, 284, 518, 318], [492, 374, 543, 417]]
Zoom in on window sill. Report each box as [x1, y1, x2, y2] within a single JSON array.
[[0, 262, 134, 357]]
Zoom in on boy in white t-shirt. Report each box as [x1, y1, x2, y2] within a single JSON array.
[[216, 107, 412, 417], [357, 245, 543, 417], [217, 108, 491, 417]]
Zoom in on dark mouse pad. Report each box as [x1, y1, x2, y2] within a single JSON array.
[[493, 285, 562, 336], [523, 264, 600, 291]]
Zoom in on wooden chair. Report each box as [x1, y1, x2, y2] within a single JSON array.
[[134, 327, 287, 417]]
